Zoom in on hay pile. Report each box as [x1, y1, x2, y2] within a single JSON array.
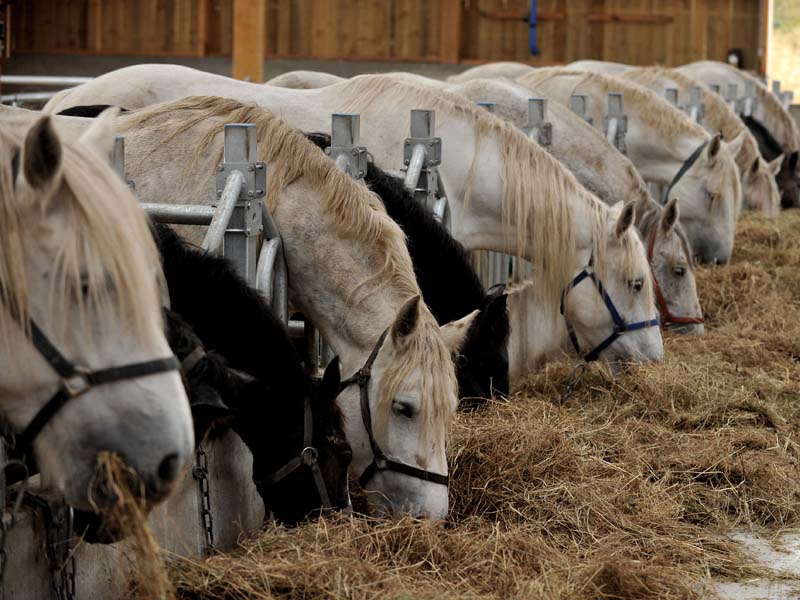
[[169, 212, 800, 600]]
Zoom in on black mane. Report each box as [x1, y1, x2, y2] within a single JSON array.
[[304, 133, 510, 403], [743, 115, 784, 160]]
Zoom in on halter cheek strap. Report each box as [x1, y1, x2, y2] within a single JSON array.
[[560, 258, 660, 363], [339, 328, 449, 489], [646, 229, 704, 329], [12, 319, 180, 455], [664, 139, 710, 203]]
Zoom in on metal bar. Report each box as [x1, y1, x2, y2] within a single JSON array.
[[527, 97, 552, 146], [1, 91, 60, 104], [141, 203, 216, 225], [326, 113, 367, 180], [605, 92, 626, 153], [570, 93, 592, 124], [725, 83, 738, 111], [687, 86, 703, 122], [606, 118, 618, 145], [403, 144, 426, 190], [664, 88, 679, 106], [710, 84, 721, 94], [772, 80, 781, 97], [261, 210, 288, 325], [202, 170, 243, 254], [0, 75, 93, 87], [476, 101, 496, 113], [256, 238, 280, 305]]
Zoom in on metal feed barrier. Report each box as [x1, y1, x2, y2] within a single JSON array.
[[0, 75, 94, 108], [0, 123, 287, 599], [604, 93, 627, 154], [403, 109, 448, 226]]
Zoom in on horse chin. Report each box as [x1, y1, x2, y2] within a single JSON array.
[[669, 322, 704, 336]]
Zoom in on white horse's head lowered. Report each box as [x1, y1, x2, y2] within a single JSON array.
[[0, 112, 194, 511], [669, 133, 741, 264], [563, 202, 664, 365]]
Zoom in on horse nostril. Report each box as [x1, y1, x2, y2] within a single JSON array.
[[157, 452, 181, 486]]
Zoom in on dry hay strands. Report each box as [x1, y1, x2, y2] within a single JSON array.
[[91, 451, 174, 600]]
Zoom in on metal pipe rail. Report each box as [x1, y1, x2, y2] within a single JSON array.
[[1, 91, 61, 105], [403, 144, 427, 190], [1, 75, 93, 87], [202, 170, 244, 254], [140, 203, 216, 225]]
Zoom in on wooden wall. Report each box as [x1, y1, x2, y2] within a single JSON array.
[[9, 0, 767, 71]]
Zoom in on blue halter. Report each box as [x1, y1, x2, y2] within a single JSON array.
[[560, 258, 660, 363]]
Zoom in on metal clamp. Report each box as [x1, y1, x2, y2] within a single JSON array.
[[402, 109, 444, 218], [325, 113, 368, 180], [604, 93, 628, 154], [570, 94, 593, 126], [527, 98, 553, 147]]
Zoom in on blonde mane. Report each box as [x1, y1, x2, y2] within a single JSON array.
[[519, 68, 709, 146], [0, 114, 164, 352], [331, 74, 650, 313], [622, 66, 761, 167], [120, 96, 455, 446]]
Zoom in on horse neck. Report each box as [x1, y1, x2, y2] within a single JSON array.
[[507, 282, 569, 380]]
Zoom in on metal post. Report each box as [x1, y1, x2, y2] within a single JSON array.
[[527, 98, 552, 147], [742, 81, 756, 117], [772, 80, 782, 97], [604, 92, 627, 154], [685, 86, 704, 123], [476, 100, 496, 113], [111, 136, 134, 189], [780, 91, 794, 111], [403, 109, 444, 221], [325, 114, 368, 180], [211, 123, 265, 287], [569, 94, 592, 125], [710, 84, 721, 95], [725, 83, 739, 112], [664, 88, 679, 106]]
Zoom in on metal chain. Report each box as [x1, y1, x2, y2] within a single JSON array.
[[49, 504, 76, 600], [0, 459, 29, 598], [193, 444, 215, 556], [559, 362, 587, 404]]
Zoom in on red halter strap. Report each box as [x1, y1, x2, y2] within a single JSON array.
[[647, 229, 704, 329]]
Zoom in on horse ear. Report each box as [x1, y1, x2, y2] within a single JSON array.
[[391, 295, 421, 346], [318, 357, 341, 403], [79, 106, 120, 159], [787, 151, 799, 172], [749, 157, 759, 176], [22, 116, 62, 190], [725, 131, 746, 157], [706, 133, 722, 160], [660, 198, 680, 233], [615, 202, 635, 239], [440, 309, 479, 354], [768, 154, 784, 176]]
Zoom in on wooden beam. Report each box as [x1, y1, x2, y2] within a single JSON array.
[[440, 0, 462, 64], [197, 0, 208, 57], [759, 0, 773, 76], [88, 0, 102, 52], [232, 0, 266, 82]]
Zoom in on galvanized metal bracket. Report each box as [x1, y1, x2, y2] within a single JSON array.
[[215, 124, 265, 286], [402, 109, 444, 219], [403, 138, 442, 168], [604, 92, 627, 154], [111, 136, 135, 190], [725, 83, 739, 113], [325, 113, 368, 180], [570, 93, 593, 126], [527, 97, 553, 147], [740, 81, 757, 117], [683, 86, 705, 123], [664, 88, 679, 106]]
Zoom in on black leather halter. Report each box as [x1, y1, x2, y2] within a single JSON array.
[[560, 258, 660, 363], [11, 320, 180, 456], [266, 394, 332, 509], [339, 328, 449, 489], [664, 139, 710, 203]]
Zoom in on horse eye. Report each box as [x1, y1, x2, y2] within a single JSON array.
[[628, 278, 644, 293], [673, 266, 686, 277], [393, 400, 415, 419]]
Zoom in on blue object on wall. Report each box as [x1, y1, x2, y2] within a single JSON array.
[[529, 0, 539, 55]]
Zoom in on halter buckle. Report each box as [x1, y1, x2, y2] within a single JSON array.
[[301, 446, 319, 466], [374, 456, 388, 470], [61, 366, 92, 398], [613, 322, 627, 335]]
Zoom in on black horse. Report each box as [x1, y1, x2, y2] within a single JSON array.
[[742, 116, 799, 209], [306, 133, 510, 409], [154, 224, 352, 525]]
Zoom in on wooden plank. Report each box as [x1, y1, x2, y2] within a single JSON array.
[[440, 0, 462, 63], [232, 0, 266, 81], [197, 0, 208, 56], [759, 0, 772, 76]]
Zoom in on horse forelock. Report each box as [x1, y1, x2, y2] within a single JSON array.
[[0, 118, 163, 352]]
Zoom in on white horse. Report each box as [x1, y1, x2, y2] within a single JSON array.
[[517, 68, 743, 265], [447, 62, 536, 83], [621, 66, 782, 216], [0, 108, 194, 512], [46, 66, 664, 364], [53, 98, 475, 520], [568, 60, 630, 75], [677, 61, 800, 154]]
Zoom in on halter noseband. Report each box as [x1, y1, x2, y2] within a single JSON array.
[[560, 257, 660, 363], [12, 320, 180, 456], [646, 229, 704, 329], [265, 394, 333, 510], [664, 139, 710, 203], [339, 328, 449, 489]]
